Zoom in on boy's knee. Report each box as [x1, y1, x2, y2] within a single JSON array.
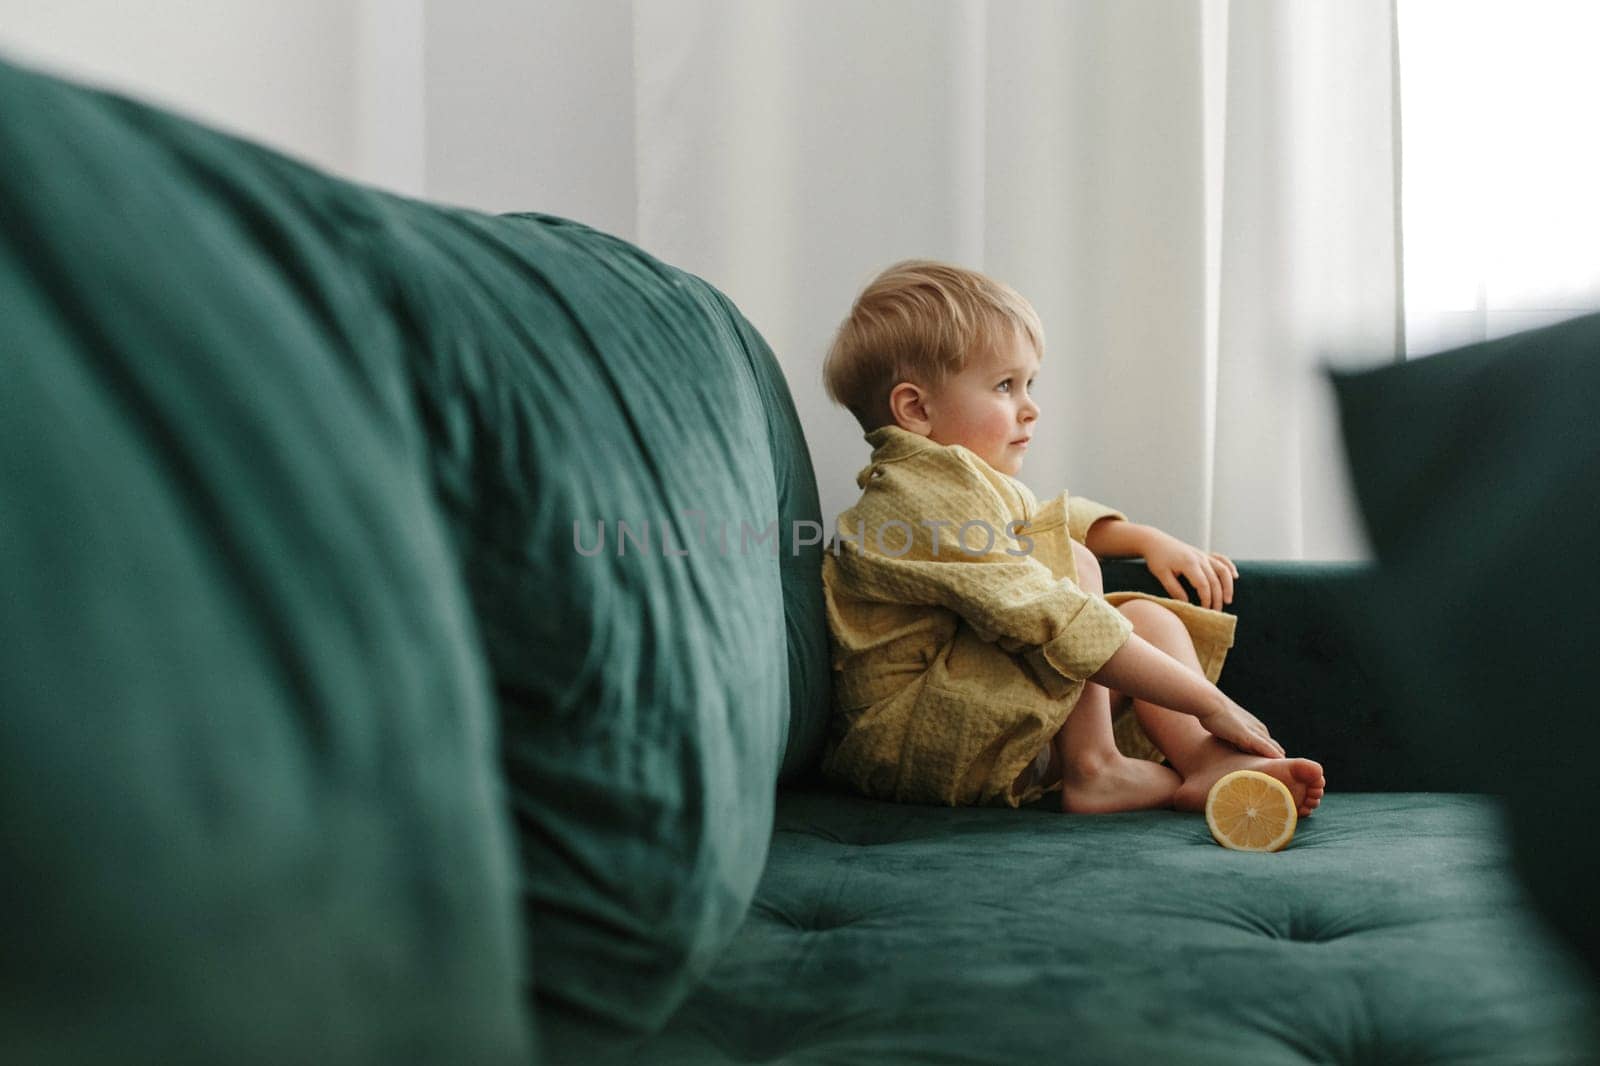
[[1116, 598, 1186, 639], [1070, 539, 1102, 594]]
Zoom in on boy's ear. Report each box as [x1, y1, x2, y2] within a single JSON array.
[[888, 381, 934, 436]]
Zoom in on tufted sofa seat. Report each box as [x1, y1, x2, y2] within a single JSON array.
[[632, 561, 1600, 1064], [651, 789, 1592, 1064]]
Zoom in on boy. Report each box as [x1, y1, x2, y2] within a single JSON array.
[[818, 259, 1325, 816]]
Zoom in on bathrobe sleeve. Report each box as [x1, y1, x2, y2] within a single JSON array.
[[1067, 495, 1128, 545], [830, 446, 1133, 683]]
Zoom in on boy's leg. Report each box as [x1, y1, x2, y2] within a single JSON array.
[[1053, 681, 1181, 813], [1108, 601, 1219, 770], [1053, 680, 1120, 773], [1055, 542, 1122, 772], [1110, 599, 1325, 817], [1048, 542, 1180, 813]]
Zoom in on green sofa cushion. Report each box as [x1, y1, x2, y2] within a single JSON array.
[[1097, 560, 1439, 793], [624, 560, 1600, 1063], [639, 787, 1600, 1064], [0, 53, 838, 1059], [0, 57, 532, 1063], [1329, 311, 1600, 991], [361, 203, 829, 1045]]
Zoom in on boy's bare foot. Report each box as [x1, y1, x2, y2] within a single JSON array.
[[1060, 756, 1182, 814], [1170, 746, 1326, 818]]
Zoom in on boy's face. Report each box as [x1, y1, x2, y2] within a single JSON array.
[[897, 329, 1041, 476]]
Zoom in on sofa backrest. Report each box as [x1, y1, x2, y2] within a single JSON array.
[[354, 206, 832, 1049], [0, 55, 534, 1065], [1330, 309, 1600, 988], [0, 53, 831, 1063]]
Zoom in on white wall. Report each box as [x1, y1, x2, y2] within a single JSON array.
[[422, 0, 635, 235], [0, 0, 428, 194], [0, 1, 637, 232]]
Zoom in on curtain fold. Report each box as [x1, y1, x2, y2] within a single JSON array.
[[633, 0, 1400, 562], [1210, 0, 1402, 560], [0, 0, 1404, 561]]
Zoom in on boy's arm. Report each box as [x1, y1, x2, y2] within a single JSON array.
[[833, 466, 1135, 683], [838, 452, 1156, 683], [831, 538, 1133, 683], [1085, 515, 1240, 612], [832, 538, 1281, 756], [1082, 516, 1154, 558]]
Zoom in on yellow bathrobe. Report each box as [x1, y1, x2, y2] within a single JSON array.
[[820, 424, 1237, 809]]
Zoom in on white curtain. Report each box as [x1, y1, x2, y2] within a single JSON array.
[[0, 0, 1404, 562], [633, 0, 1402, 562]]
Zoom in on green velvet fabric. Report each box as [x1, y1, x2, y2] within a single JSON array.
[[368, 204, 827, 1042], [0, 52, 834, 1064], [642, 789, 1598, 1065], [0, 57, 531, 1063], [630, 561, 1600, 1064], [1329, 311, 1600, 992], [1100, 560, 1452, 793]]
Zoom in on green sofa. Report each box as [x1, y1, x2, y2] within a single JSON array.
[[3, 55, 1596, 1065]]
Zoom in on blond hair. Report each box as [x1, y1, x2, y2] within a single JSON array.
[[822, 259, 1046, 433]]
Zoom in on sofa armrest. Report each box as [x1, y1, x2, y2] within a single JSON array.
[[1102, 558, 1449, 792]]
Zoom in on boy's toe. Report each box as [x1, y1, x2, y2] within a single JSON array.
[[1288, 759, 1324, 787]]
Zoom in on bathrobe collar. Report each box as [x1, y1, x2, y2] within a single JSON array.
[[858, 425, 937, 487]]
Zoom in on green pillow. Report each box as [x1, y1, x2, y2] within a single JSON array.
[[0, 56, 532, 1063], [0, 50, 835, 1063], [1328, 311, 1600, 988], [368, 206, 823, 1054]]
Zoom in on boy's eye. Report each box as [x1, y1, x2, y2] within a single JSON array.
[[997, 380, 1012, 393]]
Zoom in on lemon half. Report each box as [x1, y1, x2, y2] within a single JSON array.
[[1205, 769, 1297, 852]]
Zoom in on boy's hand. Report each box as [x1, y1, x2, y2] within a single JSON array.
[[1138, 529, 1238, 610], [1196, 699, 1285, 758]]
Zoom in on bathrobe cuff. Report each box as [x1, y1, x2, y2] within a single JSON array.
[[1039, 595, 1134, 682]]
